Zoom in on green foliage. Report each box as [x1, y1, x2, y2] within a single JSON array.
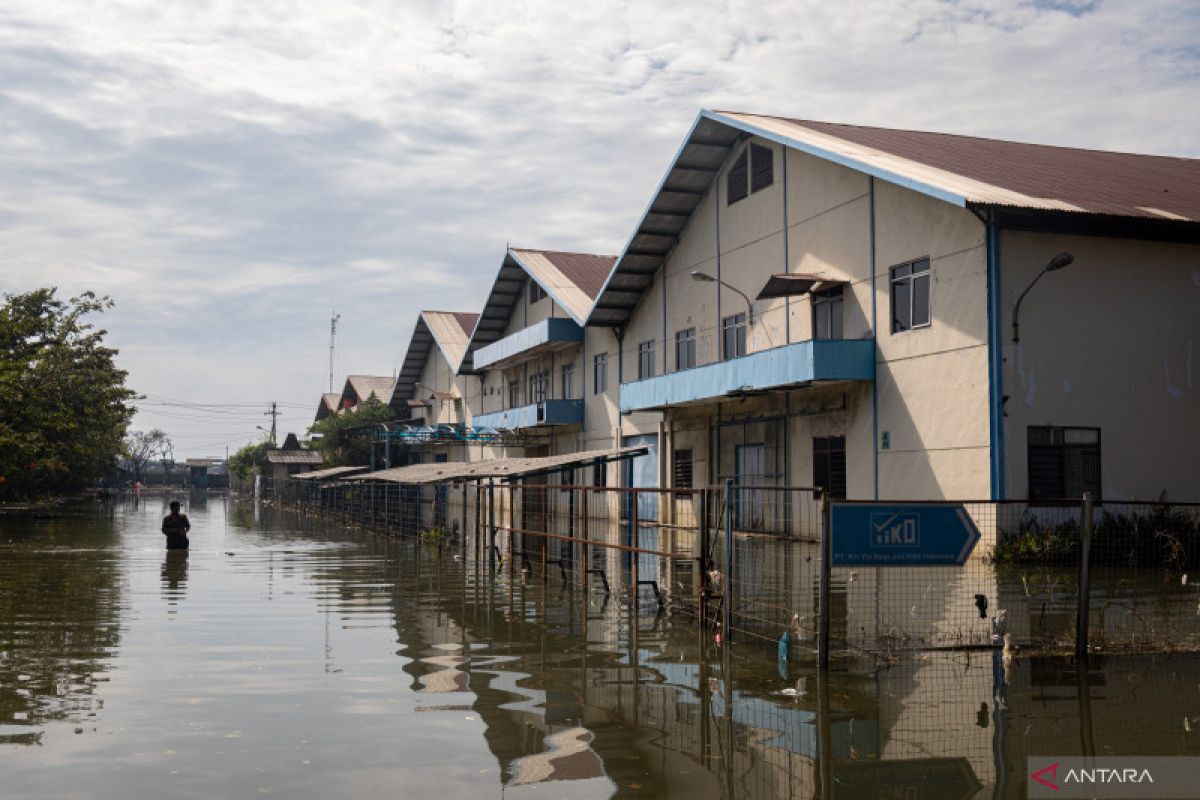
[[992, 505, 1200, 570], [228, 438, 274, 479], [0, 288, 136, 499], [307, 394, 394, 466]]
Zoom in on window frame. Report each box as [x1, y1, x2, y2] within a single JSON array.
[[528, 370, 549, 404], [508, 379, 521, 409], [561, 363, 574, 399], [722, 313, 747, 361], [675, 327, 696, 371], [1027, 425, 1102, 501], [890, 257, 932, 334], [592, 352, 608, 395], [637, 339, 656, 380], [812, 285, 844, 340]]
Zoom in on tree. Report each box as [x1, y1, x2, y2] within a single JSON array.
[[0, 288, 137, 499], [124, 429, 171, 484], [228, 438, 274, 480], [307, 393, 394, 466]]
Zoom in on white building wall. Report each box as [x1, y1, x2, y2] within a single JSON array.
[[999, 230, 1200, 501]]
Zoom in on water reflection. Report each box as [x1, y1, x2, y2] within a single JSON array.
[[161, 550, 189, 604], [0, 513, 122, 746], [2, 498, 1199, 799]]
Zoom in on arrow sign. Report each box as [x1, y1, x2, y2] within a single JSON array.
[[831, 503, 981, 566]]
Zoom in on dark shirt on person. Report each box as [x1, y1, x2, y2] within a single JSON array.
[[162, 512, 191, 550]]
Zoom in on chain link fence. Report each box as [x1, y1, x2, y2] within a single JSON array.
[[251, 475, 1200, 662]]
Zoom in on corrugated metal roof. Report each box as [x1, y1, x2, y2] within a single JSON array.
[[343, 446, 647, 485], [588, 108, 1200, 328], [391, 310, 478, 408], [292, 465, 368, 480], [731, 112, 1200, 221], [265, 450, 323, 465], [341, 375, 396, 409], [459, 247, 615, 373]]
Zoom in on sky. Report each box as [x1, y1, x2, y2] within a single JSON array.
[[1, 0, 1197, 458]]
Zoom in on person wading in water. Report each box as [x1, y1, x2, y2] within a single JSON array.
[[162, 501, 191, 550]]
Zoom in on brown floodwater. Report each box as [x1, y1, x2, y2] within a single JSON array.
[[1, 494, 1198, 798]]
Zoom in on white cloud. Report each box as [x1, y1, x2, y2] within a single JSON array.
[[0, 0, 1197, 453]]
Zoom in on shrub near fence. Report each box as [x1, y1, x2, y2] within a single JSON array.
[[992, 502, 1200, 570]]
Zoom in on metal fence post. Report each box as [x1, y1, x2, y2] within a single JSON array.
[[818, 490, 832, 672], [723, 478, 733, 645], [1076, 491, 1095, 661]]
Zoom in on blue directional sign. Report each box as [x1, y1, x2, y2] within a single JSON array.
[[831, 503, 981, 566]]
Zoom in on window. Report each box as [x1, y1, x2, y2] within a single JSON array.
[[750, 143, 774, 193], [812, 436, 847, 500], [673, 449, 694, 491], [508, 380, 521, 408], [529, 370, 549, 404], [637, 340, 656, 380], [727, 149, 748, 205], [1028, 426, 1101, 500], [675, 327, 696, 371], [593, 460, 607, 487], [812, 285, 844, 340], [890, 257, 931, 333], [593, 353, 608, 394], [727, 144, 774, 205], [722, 313, 747, 360], [529, 280, 547, 304], [561, 363, 574, 399]]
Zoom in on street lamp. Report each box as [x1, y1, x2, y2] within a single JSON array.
[[255, 425, 275, 445], [1012, 252, 1073, 344], [691, 270, 754, 323]]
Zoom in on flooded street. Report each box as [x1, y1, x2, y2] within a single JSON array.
[[2, 495, 1199, 799]]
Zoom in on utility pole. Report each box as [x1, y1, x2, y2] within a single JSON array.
[[329, 311, 341, 393], [264, 401, 278, 445]]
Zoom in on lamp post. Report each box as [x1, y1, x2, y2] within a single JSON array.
[[690, 270, 753, 323], [1012, 252, 1073, 344], [256, 425, 275, 446]]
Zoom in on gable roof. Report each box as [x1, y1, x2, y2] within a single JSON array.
[[314, 392, 340, 423], [589, 109, 1200, 327], [392, 310, 478, 405], [460, 247, 615, 372], [721, 111, 1200, 220], [340, 375, 396, 409]]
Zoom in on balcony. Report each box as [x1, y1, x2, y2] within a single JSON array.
[[619, 338, 875, 413], [473, 317, 584, 370], [473, 399, 584, 430]]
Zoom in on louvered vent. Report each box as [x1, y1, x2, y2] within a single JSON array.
[[727, 149, 748, 205], [750, 144, 774, 193]]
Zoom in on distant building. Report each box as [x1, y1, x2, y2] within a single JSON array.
[[265, 433, 322, 482], [313, 392, 340, 424]]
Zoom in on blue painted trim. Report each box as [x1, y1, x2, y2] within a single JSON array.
[[703, 111, 969, 209], [619, 339, 875, 413], [869, 178, 879, 500], [986, 219, 1005, 500], [472, 317, 583, 370], [473, 399, 584, 430]]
